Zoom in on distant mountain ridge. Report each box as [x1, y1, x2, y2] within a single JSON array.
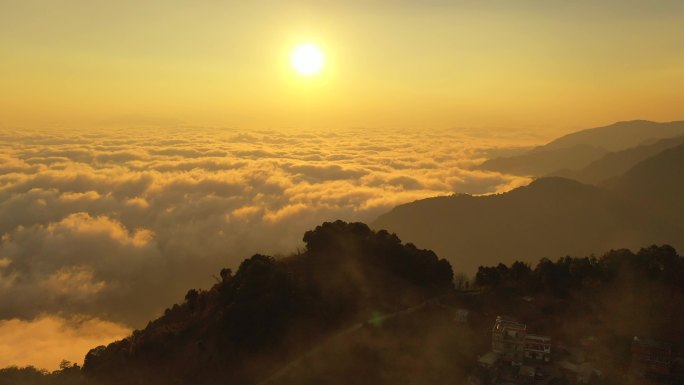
[[552, 135, 684, 184], [478, 144, 607, 176], [607, 142, 684, 218], [478, 120, 684, 177], [373, 142, 684, 274], [373, 178, 662, 274], [543, 120, 684, 152]]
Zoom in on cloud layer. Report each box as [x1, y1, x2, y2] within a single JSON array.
[[0, 315, 130, 370], [0, 126, 532, 335]]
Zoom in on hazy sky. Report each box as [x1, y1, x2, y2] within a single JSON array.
[[1, 1, 683, 132]]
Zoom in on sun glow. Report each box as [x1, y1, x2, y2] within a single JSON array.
[[290, 43, 325, 77]]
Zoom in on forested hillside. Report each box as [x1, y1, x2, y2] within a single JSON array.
[[81, 221, 453, 385]]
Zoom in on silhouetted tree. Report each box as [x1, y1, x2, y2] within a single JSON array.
[[475, 245, 684, 295], [220, 268, 232, 281], [185, 289, 199, 303]]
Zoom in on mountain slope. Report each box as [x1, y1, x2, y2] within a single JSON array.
[[552, 135, 684, 184], [478, 120, 684, 176], [372, 177, 672, 275], [479, 144, 607, 176], [81, 221, 453, 385], [544, 120, 684, 152], [607, 142, 684, 220]]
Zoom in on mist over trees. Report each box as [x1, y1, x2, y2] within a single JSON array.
[[80, 221, 453, 385]]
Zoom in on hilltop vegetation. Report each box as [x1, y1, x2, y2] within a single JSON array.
[[476, 245, 684, 293], [0, 362, 85, 385], [81, 221, 453, 385]]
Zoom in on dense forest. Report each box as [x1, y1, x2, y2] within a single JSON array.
[[475, 244, 684, 295], [0, 364, 85, 385]]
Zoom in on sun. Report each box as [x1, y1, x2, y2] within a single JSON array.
[[290, 43, 325, 77]]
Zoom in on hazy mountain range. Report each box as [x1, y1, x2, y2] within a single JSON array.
[[478, 120, 684, 177], [374, 121, 684, 274], [552, 134, 684, 185]]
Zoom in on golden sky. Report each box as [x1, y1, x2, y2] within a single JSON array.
[[1, 1, 683, 132]]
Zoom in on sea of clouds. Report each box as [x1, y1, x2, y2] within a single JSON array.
[[0, 125, 535, 368]]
